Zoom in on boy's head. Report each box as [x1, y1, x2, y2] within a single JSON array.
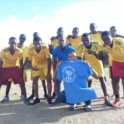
[[101, 31, 112, 46], [33, 37, 42, 51], [68, 51, 77, 61], [33, 32, 40, 38], [90, 23, 97, 33], [19, 34, 26, 44], [82, 33, 91, 47], [57, 27, 64, 37], [72, 27, 79, 37], [110, 26, 116, 37], [58, 36, 66, 48], [9, 37, 17, 50]]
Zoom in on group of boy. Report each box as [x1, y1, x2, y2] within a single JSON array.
[[0, 23, 124, 110]]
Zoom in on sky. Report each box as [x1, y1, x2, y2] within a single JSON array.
[[0, 0, 124, 50]]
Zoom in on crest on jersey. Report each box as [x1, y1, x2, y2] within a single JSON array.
[[62, 66, 76, 83], [116, 41, 121, 45]]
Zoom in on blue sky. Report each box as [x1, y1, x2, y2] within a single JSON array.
[[0, 0, 124, 49]]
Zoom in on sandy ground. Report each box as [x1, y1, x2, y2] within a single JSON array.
[[0, 68, 124, 124]]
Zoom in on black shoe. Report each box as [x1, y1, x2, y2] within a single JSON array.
[[31, 98, 40, 106], [28, 94, 35, 100], [52, 99, 60, 105], [44, 94, 48, 98], [47, 98, 52, 106], [51, 92, 56, 99], [105, 100, 112, 107]]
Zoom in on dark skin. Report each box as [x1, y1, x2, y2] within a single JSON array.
[[77, 36, 108, 97], [54, 36, 66, 71], [102, 34, 122, 99], [0, 39, 27, 99], [28, 40, 52, 98], [49, 28, 64, 54], [28, 32, 47, 93], [5, 35, 27, 97], [110, 27, 124, 97], [67, 28, 79, 46]]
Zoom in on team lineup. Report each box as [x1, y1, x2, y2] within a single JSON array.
[[0, 23, 124, 111]]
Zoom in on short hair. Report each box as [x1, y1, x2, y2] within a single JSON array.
[[73, 27, 79, 31], [58, 35, 66, 40], [33, 32, 39, 35], [101, 31, 110, 37], [19, 34, 26, 38], [82, 33, 90, 37], [68, 51, 75, 55], [90, 23, 96, 26], [33, 37, 42, 43], [9, 37, 17, 42], [110, 26, 116, 30], [57, 27, 63, 32]]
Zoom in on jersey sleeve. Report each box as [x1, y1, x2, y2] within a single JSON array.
[[77, 45, 83, 58], [19, 51, 23, 60], [27, 50, 32, 61], [51, 40, 54, 49], [0, 50, 4, 61], [66, 38, 70, 44], [56, 66, 62, 81], [44, 47, 51, 59]]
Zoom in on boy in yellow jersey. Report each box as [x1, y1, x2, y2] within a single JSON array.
[[28, 37, 52, 105], [109, 27, 124, 98], [0, 37, 30, 105], [28, 32, 48, 100], [1, 34, 28, 103], [94, 31, 124, 107], [77, 33, 112, 107], [66, 27, 82, 54], [49, 27, 64, 99]]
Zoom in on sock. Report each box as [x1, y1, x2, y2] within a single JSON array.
[[44, 89, 47, 94], [104, 96, 108, 100], [32, 90, 34, 96], [115, 94, 120, 99]]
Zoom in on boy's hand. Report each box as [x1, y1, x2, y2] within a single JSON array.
[[50, 37, 55, 41], [85, 48, 95, 55], [57, 61, 62, 66], [83, 61, 89, 65], [32, 66, 39, 71]]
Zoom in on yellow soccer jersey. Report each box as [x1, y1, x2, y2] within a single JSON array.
[[17, 44, 28, 67], [28, 45, 51, 69], [89, 32, 104, 45], [77, 41, 102, 65], [51, 36, 59, 49], [0, 47, 23, 68], [66, 36, 82, 54], [102, 37, 124, 62]]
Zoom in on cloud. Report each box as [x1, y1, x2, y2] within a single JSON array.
[[0, 1, 124, 50], [31, 7, 35, 11]]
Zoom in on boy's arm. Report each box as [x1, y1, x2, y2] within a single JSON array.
[[54, 59, 58, 71], [90, 67, 99, 79], [116, 34, 124, 38], [23, 57, 28, 68]]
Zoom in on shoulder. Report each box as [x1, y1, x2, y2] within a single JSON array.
[[2, 47, 9, 52], [113, 37, 124, 45], [53, 46, 59, 52], [92, 41, 101, 45], [29, 46, 34, 51], [42, 45, 47, 49], [77, 44, 84, 50], [29, 43, 34, 48]]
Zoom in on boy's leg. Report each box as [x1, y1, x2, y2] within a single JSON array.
[[122, 79, 124, 98], [31, 76, 40, 105], [84, 100, 92, 112], [87, 77, 92, 87], [56, 80, 61, 96], [1, 81, 12, 103], [91, 62, 112, 106]]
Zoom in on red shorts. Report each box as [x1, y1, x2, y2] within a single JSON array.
[[112, 61, 124, 78], [1, 66, 21, 85]]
